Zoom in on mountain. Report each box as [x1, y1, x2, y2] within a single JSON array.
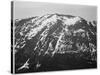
[[12, 13, 97, 73]]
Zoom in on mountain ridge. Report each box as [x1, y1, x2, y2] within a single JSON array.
[[13, 13, 97, 73]]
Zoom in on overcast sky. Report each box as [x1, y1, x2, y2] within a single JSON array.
[[14, 1, 97, 21]]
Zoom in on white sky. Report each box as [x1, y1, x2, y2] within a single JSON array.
[[14, 1, 97, 21]]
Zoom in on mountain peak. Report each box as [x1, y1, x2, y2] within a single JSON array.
[[14, 14, 96, 72]]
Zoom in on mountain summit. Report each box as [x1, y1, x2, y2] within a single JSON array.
[[13, 14, 97, 73]]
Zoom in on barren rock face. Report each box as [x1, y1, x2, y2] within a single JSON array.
[[13, 14, 97, 73]]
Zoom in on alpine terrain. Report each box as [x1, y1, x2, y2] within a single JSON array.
[[11, 13, 97, 73]]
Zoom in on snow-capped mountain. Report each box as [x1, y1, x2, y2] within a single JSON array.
[[13, 13, 97, 73]]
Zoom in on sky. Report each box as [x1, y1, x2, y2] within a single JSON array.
[[13, 1, 97, 21]]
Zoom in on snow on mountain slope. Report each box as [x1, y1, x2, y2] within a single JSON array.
[[13, 13, 97, 73]]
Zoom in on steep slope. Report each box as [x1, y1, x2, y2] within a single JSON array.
[[13, 13, 97, 73]]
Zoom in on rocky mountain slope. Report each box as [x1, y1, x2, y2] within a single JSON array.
[[12, 13, 97, 73]]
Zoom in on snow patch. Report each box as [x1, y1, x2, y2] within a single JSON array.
[[18, 59, 30, 70], [63, 17, 81, 26], [52, 32, 64, 56], [42, 14, 57, 27], [74, 29, 85, 33]]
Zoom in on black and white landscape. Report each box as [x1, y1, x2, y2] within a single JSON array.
[[11, 1, 97, 74]]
